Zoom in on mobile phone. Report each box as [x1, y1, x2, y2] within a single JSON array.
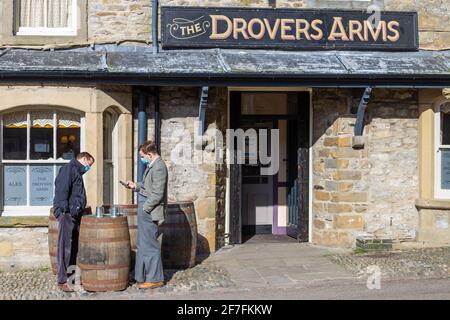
[[120, 180, 129, 188]]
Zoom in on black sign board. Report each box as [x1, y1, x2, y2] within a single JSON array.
[[161, 7, 418, 51]]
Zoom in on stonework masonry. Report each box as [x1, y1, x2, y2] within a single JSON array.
[[132, 87, 228, 255], [86, 0, 450, 50], [312, 89, 419, 247]]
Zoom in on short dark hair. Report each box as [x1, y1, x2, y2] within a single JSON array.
[[139, 141, 158, 155], [77, 152, 95, 162]]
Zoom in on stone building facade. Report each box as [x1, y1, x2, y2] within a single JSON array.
[[0, 0, 449, 271]]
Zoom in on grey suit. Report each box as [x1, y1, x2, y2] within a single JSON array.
[[134, 157, 168, 283]]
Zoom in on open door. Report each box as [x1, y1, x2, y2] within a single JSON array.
[[229, 91, 242, 244], [287, 92, 310, 242]]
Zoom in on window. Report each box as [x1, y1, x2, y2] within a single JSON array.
[[435, 102, 450, 198], [15, 0, 77, 36], [0, 109, 84, 215]]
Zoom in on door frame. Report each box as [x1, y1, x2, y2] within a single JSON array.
[[226, 87, 313, 244]]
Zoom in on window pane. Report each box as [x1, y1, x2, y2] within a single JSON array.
[[442, 113, 450, 145], [30, 165, 54, 206], [3, 128, 27, 160], [3, 111, 27, 160], [30, 111, 54, 160], [4, 165, 27, 206], [103, 112, 113, 160], [57, 128, 80, 160], [30, 128, 54, 160], [103, 162, 113, 205], [441, 149, 450, 190], [19, 0, 73, 28], [57, 112, 80, 160]]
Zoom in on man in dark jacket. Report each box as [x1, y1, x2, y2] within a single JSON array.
[[53, 152, 94, 292]]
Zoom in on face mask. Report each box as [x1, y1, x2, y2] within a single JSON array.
[[140, 157, 150, 166], [84, 165, 91, 172]]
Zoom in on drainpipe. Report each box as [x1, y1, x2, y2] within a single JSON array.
[[152, 0, 161, 153], [137, 91, 148, 180], [152, 0, 159, 54], [154, 87, 161, 154]]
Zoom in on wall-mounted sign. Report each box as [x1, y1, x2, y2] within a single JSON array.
[[161, 7, 418, 51]]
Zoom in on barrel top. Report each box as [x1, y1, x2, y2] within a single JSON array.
[[81, 215, 128, 224]]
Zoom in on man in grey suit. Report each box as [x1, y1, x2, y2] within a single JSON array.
[[126, 141, 168, 289]]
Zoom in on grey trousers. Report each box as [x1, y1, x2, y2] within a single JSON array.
[[56, 213, 80, 284], [135, 206, 164, 283]]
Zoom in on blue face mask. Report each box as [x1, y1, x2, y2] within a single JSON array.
[[140, 157, 150, 166], [84, 165, 91, 172]]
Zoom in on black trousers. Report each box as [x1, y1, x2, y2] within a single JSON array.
[[56, 213, 80, 284]]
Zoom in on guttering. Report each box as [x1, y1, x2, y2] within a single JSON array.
[[0, 71, 448, 88]]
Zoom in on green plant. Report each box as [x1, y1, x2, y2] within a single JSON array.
[[353, 247, 368, 255]]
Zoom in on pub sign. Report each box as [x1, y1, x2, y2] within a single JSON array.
[[161, 7, 419, 51]]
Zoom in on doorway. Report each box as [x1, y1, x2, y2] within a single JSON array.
[[229, 90, 310, 244]]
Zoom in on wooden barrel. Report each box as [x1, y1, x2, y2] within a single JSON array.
[[102, 205, 137, 250], [48, 207, 92, 275], [78, 216, 131, 292], [160, 201, 198, 269]]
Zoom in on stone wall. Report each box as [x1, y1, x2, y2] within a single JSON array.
[[0, 228, 49, 271], [133, 86, 228, 256], [312, 89, 419, 248], [86, 0, 450, 49]]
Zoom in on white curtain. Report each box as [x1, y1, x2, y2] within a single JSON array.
[[19, 0, 73, 28]]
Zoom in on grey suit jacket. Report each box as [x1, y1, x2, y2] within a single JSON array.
[[135, 157, 168, 222]]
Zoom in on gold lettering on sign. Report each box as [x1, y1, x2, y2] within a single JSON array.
[[387, 21, 400, 42], [233, 18, 249, 40], [281, 18, 295, 40], [248, 18, 266, 39], [210, 15, 232, 40], [349, 20, 364, 41], [295, 19, 311, 40], [310, 19, 324, 40], [364, 20, 387, 42], [264, 18, 281, 40], [328, 17, 349, 41]]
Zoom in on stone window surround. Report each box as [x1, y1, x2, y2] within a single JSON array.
[[418, 90, 450, 203], [0, 0, 87, 46], [0, 85, 134, 216]]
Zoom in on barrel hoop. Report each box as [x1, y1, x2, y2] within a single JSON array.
[[80, 223, 129, 229], [79, 236, 130, 243], [129, 226, 137, 230], [78, 263, 130, 270], [82, 278, 128, 285]]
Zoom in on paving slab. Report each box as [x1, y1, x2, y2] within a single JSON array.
[[206, 236, 357, 289]]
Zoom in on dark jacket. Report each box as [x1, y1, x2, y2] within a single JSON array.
[[52, 159, 87, 218]]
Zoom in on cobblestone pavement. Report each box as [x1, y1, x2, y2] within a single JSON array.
[[1, 244, 449, 300], [0, 264, 234, 300], [327, 247, 450, 280]]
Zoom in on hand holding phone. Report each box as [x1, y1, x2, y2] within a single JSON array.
[[120, 180, 130, 188]]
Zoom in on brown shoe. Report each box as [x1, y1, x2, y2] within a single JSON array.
[[137, 281, 164, 289], [58, 283, 75, 293]]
